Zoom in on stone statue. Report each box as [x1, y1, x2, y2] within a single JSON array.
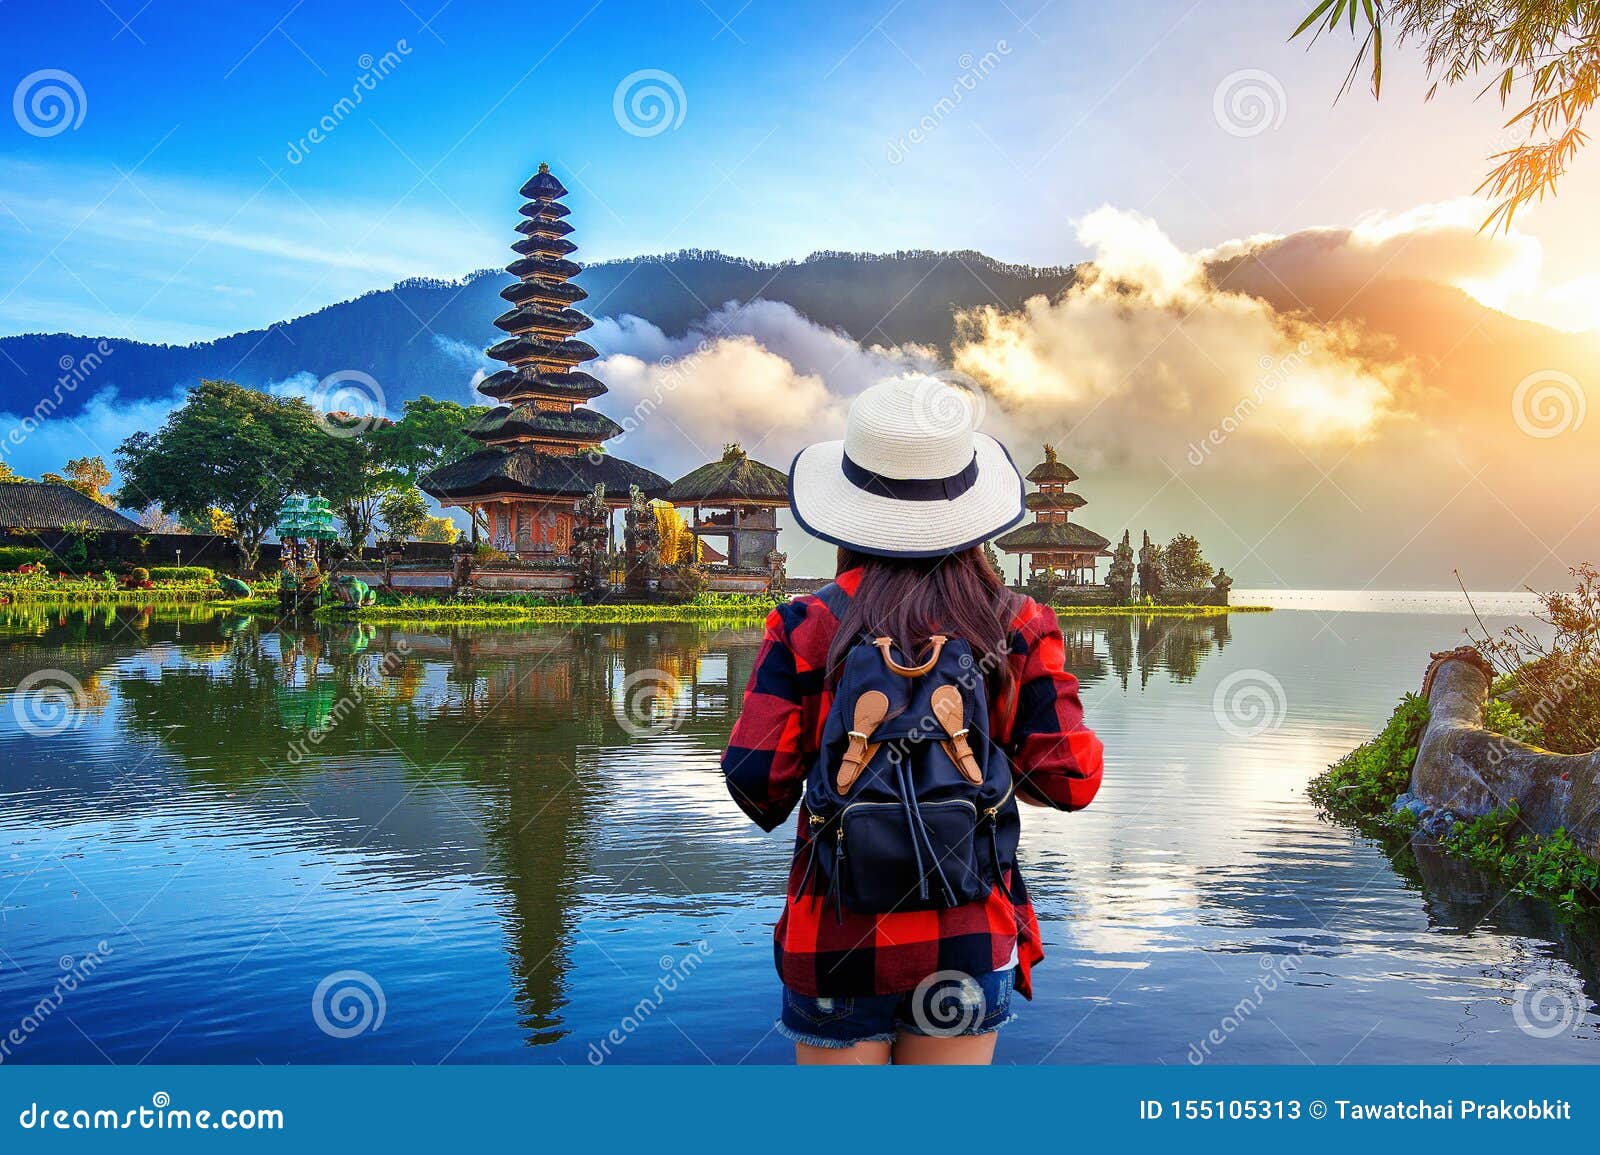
[[623, 484, 661, 593], [1136, 530, 1163, 599], [1105, 530, 1135, 602], [333, 573, 376, 608], [766, 549, 788, 597], [571, 484, 611, 600]]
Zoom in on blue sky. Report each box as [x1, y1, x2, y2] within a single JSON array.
[[4, 0, 1596, 343]]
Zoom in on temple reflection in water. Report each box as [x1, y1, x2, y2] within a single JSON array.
[[6, 601, 1592, 1062]]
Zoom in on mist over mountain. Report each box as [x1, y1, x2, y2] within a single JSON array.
[[1, 229, 1595, 589], [0, 250, 1077, 415]]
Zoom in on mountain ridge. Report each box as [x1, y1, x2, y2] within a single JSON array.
[[1, 246, 1593, 428]]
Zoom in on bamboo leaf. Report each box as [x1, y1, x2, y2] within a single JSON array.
[[1292, 0, 1338, 38]]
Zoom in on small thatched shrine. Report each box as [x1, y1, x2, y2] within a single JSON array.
[[995, 444, 1110, 585], [664, 444, 786, 571], [421, 163, 668, 558]]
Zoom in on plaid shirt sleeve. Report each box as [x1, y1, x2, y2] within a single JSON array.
[[721, 601, 823, 832], [1004, 599, 1104, 811]]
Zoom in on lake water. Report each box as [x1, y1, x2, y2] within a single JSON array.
[[2, 593, 1596, 1065]]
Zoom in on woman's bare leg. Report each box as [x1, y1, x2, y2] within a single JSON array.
[[795, 1039, 892, 1065], [891, 1031, 998, 1065]]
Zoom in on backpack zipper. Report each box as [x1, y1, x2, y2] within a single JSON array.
[[984, 780, 1015, 821]]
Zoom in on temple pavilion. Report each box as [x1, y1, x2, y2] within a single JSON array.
[[994, 444, 1110, 586], [663, 444, 787, 571], [422, 164, 668, 557]]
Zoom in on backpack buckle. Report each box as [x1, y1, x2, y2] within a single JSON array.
[[836, 691, 889, 795], [931, 685, 984, 785]]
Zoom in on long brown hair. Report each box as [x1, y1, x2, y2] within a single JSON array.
[[827, 545, 1019, 694]]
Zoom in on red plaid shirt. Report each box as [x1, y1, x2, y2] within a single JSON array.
[[721, 567, 1104, 999]]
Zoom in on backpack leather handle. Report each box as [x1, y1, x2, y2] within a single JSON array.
[[873, 634, 947, 678]]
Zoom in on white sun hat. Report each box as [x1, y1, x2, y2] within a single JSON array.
[[788, 373, 1025, 557]]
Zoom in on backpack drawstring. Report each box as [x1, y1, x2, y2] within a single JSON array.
[[794, 833, 820, 898], [895, 754, 957, 907], [827, 836, 845, 924]]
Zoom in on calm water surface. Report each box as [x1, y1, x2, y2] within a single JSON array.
[[1, 593, 1595, 1065]]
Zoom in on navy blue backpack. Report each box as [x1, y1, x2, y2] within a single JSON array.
[[800, 633, 1020, 918]]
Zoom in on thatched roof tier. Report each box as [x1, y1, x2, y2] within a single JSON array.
[[478, 368, 608, 403], [518, 199, 571, 220], [515, 217, 574, 238], [422, 446, 668, 502], [467, 403, 623, 445], [0, 482, 142, 532], [511, 235, 579, 259], [500, 279, 587, 307], [664, 445, 789, 506], [492, 306, 593, 336], [486, 336, 598, 368], [519, 165, 569, 199], [1026, 444, 1079, 485], [994, 520, 1110, 554], [506, 256, 581, 282], [1025, 490, 1087, 512]]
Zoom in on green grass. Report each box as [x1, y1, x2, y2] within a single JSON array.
[[342, 592, 781, 625], [1050, 603, 1271, 617], [1441, 804, 1600, 915], [1308, 692, 1431, 823], [1310, 689, 1600, 916]]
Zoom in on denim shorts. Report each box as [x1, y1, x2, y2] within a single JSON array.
[[776, 969, 1016, 1048]]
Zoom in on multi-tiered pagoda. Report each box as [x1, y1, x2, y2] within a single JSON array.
[[995, 444, 1111, 586], [422, 164, 668, 558]]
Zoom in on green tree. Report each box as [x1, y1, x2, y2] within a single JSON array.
[[416, 515, 458, 543], [1296, 0, 1600, 230], [375, 396, 487, 487], [40, 456, 114, 506], [1159, 532, 1214, 589], [324, 416, 400, 549], [115, 380, 358, 573], [377, 487, 431, 541]]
